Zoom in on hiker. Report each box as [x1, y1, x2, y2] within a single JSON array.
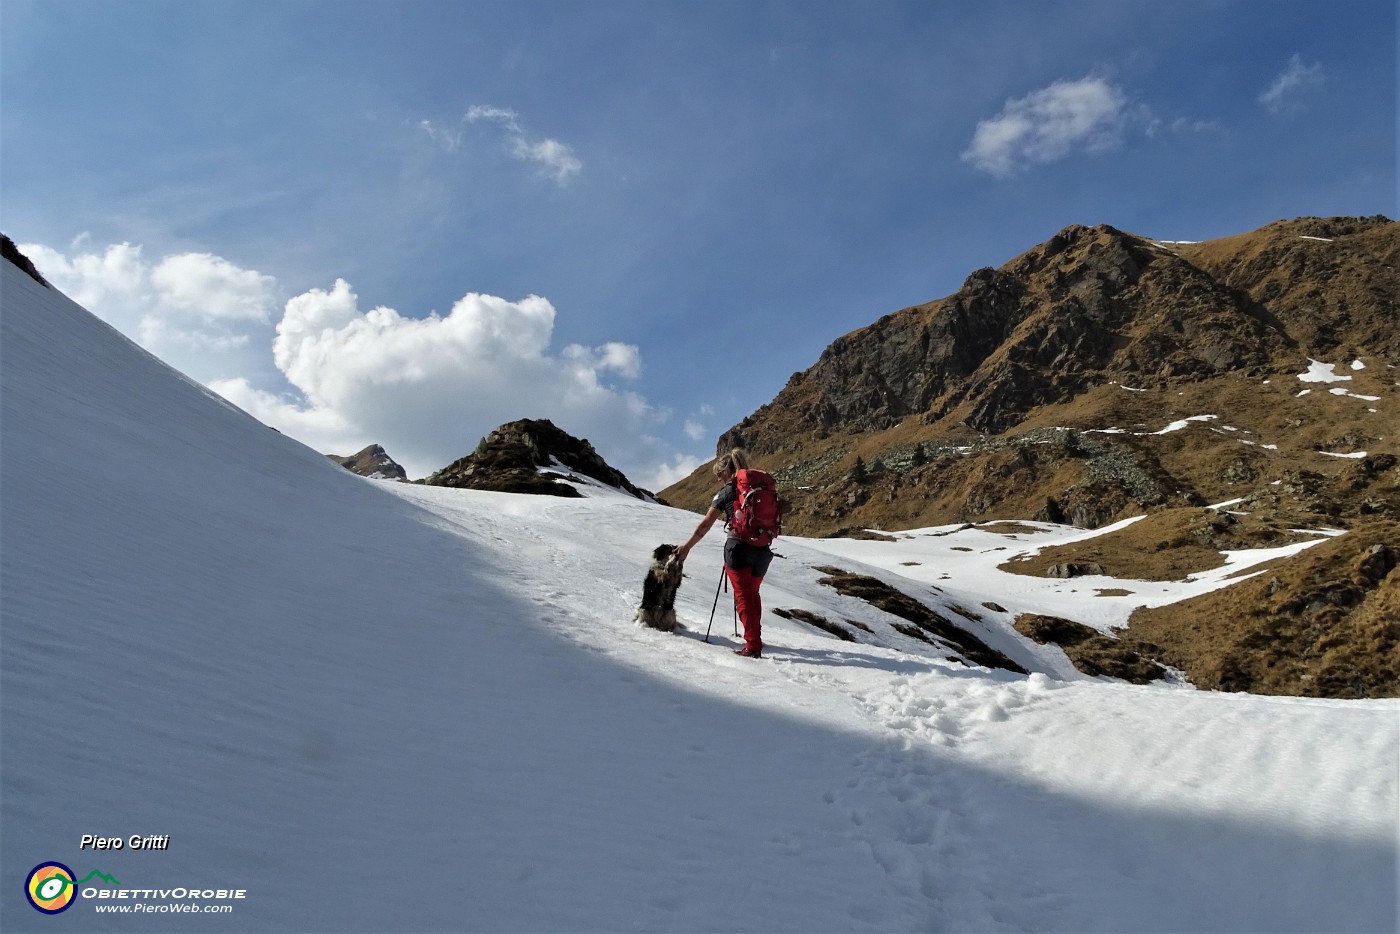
[[677, 448, 776, 658]]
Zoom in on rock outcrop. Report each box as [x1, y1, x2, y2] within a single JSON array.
[[327, 444, 408, 481], [425, 419, 651, 500], [3, 234, 50, 287]]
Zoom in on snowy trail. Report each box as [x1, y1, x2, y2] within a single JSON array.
[[3, 261, 1397, 932], [384, 482, 1398, 933]]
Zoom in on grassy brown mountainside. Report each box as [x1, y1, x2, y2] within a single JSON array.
[[662, 216, 1398, 697], [1129, 521, 1397, 698]]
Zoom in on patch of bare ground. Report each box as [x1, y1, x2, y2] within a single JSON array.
[[813, 567, 1027, 674], [978, 521, 1045, 536], [999, 506, 1323, 582], [822, 527, 899, 542], [1126, 519, 1400, 698], [771, 607, 859, 641], [1014, 614, 1168, 684]]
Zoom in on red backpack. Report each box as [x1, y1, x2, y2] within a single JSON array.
[[731, 468, 783, 547]]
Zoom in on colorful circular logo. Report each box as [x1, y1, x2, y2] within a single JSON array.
[[26, 862, 77, 914]]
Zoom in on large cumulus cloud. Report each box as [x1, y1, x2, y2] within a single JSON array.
[[213, 279, 666, 482], [21, 240, 276, 356], [21, 238, 694, 488]]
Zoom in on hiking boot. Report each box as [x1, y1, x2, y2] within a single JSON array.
[[734, 646, 763, 658]]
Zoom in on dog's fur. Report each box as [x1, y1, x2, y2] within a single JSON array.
[[636, 544, 684, 632]]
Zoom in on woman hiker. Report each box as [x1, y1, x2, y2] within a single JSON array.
[[677, 449, 772, 658]]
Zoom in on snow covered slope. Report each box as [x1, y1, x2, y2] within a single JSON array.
[[2, 260, 1396, 932]]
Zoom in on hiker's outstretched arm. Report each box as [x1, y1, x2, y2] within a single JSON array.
[[677, 508, 723, 561]]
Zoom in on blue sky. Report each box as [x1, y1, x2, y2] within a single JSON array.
[[3, 0, 1394, 487]]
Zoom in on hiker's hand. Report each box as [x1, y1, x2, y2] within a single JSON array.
[[677, 544, 691, 561]]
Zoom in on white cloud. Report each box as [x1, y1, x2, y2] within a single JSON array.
[[563, 341, 643, 380], [21, 238, 696, 486], [151, 252, 276, 322], [139, 317, 251, 351], [509, 136, 583, 184], [419, 119, 463, 152], [210, 376, 356, 444], [640, 454, 706, 493], [465, 105, 523, 133], [218, 278, 666, 479], [683, 405, 715, 442], [1259, 55, 1325, 114], [962, 76, 1131, 177], [18, 240, 277, 378], [22, 240, 147, 308], [465, 104, 582, 184]]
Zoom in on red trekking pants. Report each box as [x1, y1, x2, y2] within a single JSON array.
[[725, 566, 764, 652]]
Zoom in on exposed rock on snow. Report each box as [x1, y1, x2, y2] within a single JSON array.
[[425, 417, 652, 499], [327, 443, 409, 481]]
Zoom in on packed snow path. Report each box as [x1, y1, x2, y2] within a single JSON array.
[[3, 261, 1396, 932]]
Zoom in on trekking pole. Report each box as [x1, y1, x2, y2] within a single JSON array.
[[704, 565, 727, 643]]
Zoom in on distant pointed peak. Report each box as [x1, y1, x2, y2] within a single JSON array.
[[328, 444, 408, 481]]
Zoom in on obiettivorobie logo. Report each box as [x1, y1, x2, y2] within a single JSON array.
[[25, 862, 120, 914], [25, 859, 247, 917]]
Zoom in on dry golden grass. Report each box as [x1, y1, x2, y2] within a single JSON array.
[[770, 607, 856, 642], [1126, 520, 1399, 698], [813, 566, 1028, 674], [661, 217, 1398, 696], [999, 507, 1322, 582], [1014, 614, 1167, 684]]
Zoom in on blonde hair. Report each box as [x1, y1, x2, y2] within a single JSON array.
[[713, 448, 751, 479]]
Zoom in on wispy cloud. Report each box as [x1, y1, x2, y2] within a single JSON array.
[[1167, 117, 1221, 135], [419, 119, 463, 152], [962, 76, 1131, 177], [465, 105, 523, 133], [462, 105, 583, 184], [1259, 54, 1325, 114], [683, 405, 714, 443]]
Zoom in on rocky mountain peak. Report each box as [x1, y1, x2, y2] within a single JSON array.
[[425, 418, 650, 499], [720, 219, 1305, 458], [677, 215, 1398, 698], [693, 215, 1395, 534], [327, 444, 408, 481]]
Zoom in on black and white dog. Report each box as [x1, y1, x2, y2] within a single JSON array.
[[636, 544, 684, 632]]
